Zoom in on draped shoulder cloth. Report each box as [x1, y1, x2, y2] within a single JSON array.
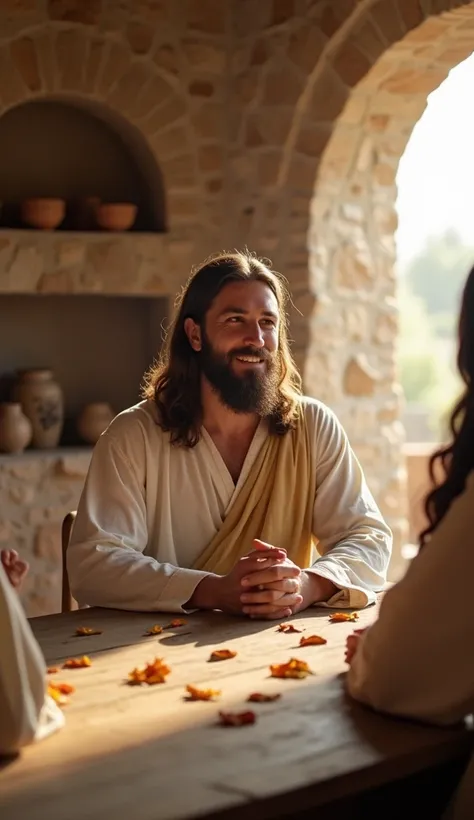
[[193, 406, 317, 574]]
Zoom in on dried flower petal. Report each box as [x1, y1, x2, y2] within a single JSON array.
[[165, 618, 186, 628], [47, 666, 60, 674], [299, 635, 327, 647], [128, 657, 171, 686], [75, 626, 102, 636], [209, 649, 237, 662], [47, 681, 75, 706], [144, 625, 163, 635], [277, 623, 302, 633], [218, 710, 256, 726], [270, 658, 313, 679], [247, 692, 281, 703], [185, 684, 221, 701], [63, 656, 92, 669], [329, 612, 359, 623]]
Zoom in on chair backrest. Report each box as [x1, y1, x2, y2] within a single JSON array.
[[61, 511, 77, 613]]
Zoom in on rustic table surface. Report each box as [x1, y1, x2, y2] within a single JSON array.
[[0, 601, 471, 820]]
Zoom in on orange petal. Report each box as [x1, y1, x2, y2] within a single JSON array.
[[63, 656, 92, 669], [47, 666, 60, 674], [329, 612, 359, 623], [144, 625, 163, 635], [75, 626, 102, 636], [247, 692, 281, 702], [128, 657, 171, 685], [165, 618, 186, 628], [269, 658, 313, 679], [218, 710, 256, 726], [276, 623, 302, 633], [299, 635, 327, 647], [209, 649, 237, 662], [185, 684, 221, 701]]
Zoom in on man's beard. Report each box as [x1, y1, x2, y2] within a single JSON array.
[[199, 334, 280, 416]]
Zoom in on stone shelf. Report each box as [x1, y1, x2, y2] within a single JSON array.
[[0, 446, 93, 464], [0, 228, 194, 297]]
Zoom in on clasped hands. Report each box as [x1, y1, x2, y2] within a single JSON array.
[[191, 538, 337, 620]]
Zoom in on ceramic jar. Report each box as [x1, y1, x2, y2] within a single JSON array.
[[77, 402, 114, 444], [0, 403, 33, 453], [15, 369, 64, 449]]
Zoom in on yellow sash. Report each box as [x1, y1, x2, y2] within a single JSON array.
[[193, 408, 316, 575]]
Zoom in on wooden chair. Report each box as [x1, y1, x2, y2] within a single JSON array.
[[61, 511, 77, 613]]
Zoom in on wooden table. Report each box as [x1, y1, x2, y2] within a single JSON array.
[[0, 602, 471, 820]]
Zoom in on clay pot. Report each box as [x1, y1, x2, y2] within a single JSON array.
[[21, 198, 65, 230], [15, 369, 64, 449], [77, 402, 114, 444], [0, 403, 33, 454], [96, 202, 137, 232]]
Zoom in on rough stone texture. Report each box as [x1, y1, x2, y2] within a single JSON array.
[[0, 0, 472, 612], [0, 450, 91, 617]]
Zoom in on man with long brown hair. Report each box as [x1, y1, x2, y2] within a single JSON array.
[[68, 251, 391, 619]]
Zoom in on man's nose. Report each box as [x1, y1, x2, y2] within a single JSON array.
[[243, 323, 265, 347]]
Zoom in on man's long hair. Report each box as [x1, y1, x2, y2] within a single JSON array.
[[142, 251, 302, 447], [420, 265, 474, 546]]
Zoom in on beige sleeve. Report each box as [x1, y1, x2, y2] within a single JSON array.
[[307, 402, 392, 609], [68, 426, 210, 613], [346, 472, 474, 725], [0, 566, 64, 756]]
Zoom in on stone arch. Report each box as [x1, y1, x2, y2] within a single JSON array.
[[0, 24, 201, 229], [234, 0, 474, 571]]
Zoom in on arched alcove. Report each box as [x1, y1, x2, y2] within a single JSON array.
[[0, 97, 167, 232]]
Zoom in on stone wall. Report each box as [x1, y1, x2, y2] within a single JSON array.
[[0, 449, 91, 616], [1, 0, 473, 614]]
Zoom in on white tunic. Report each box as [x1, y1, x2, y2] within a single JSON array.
[[347, 472, 474, 819], [68, 397, 392, 613], [0, 565, 64, 756]]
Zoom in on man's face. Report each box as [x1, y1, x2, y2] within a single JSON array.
[[193, 280, 281, 414]]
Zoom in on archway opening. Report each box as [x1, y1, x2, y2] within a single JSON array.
[[300, 4, 474, 576]]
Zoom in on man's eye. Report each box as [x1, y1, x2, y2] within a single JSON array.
[[261, 319, 276, 327], [227, 316, 242, 323]]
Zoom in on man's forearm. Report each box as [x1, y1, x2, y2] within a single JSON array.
[[301, 571, 338, 607]]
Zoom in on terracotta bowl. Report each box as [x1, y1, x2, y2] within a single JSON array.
[[96, 203, 137, 232], [21, 198, 65, 230]]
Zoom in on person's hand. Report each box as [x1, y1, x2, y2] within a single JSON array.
[[238, 539, 303, 618], [187, 545, 295, 619], [1, 549, 29, 590], [344, 628, 367, 665]]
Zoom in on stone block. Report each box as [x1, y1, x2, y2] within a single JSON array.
[[84, 36, 106, 93], [34, 522, 61, 563], [182, 39, 226, 74], [47, 0, 101, 25], [187, 0, 227, 34], [96, 41, 130, 98], [9, 246, 43, 290], [10, 36, 40, 91], [262, 64, 304, 106], [0, 48, 27, 107], [343, 355, 379, 397], [56, 29, 87, 90], [57, 454, 91, 478], [333, 41, 372, 87], [126, 22, 154, 55], [135, 75, 175, 121], [287, 22, 327, 73], [153, 43, 180, 76], [38, 270, 75, 293]]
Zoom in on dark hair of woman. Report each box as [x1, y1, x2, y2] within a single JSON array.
[[142, 250, 302, 447], [420, 266, 474, 546]]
